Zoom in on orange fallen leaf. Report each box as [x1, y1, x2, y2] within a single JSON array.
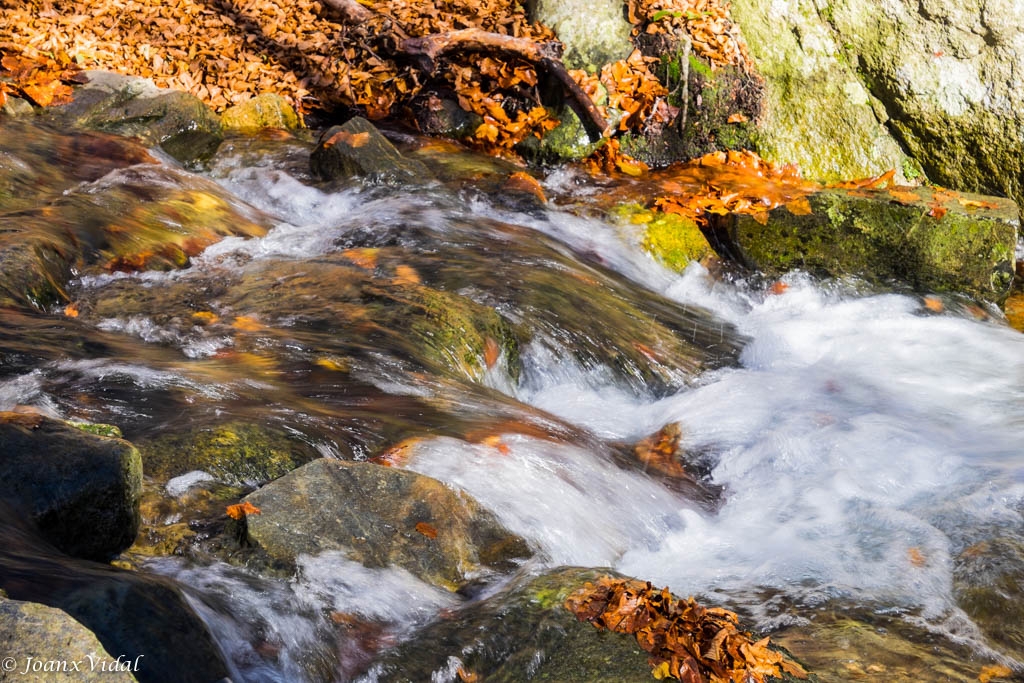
[[978, 664, 1013, 683], [392, 264, 420, 285], [372, 437, 422, 467], [504, 171, 547, 203], [888, 189, 920, 205], [64, 303, 80, 318], [456, 666, 480, 683], [922, 296, 944, 313], [958, 197, 1001, 210], [226, 501, 261, 519], [483, 337, 500, 369], [323, 130, 370, 148], [784, 197, 812, 215], [908, 547, 927, 566], [481, 434, 510, 455], [727, 112, 748, 123], [343, 248, 379, 270], [232, 315, 263, 331], [928, 205, 948, 219], [415, 521, 438, 539], [191, 311, 219, 324], [768, 281, 789, 295]]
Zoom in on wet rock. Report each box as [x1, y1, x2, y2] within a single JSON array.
[[709, 186, 1018, 301], [536, 104, 605, 163], [364, 567, 655, 682], [44, 71, 222, 165], [954, 536, 1024, 662], [310, 117, 433, 185], [220, 93, 300, 133], [0, 413, 142, 562], [0, 93, 34, 117], [414, 93, 481, 138], [526, 0, 633, 71], [0, 596, 137, 682], [243, 458, 531, 590], [139, 421, 320, 487], [613, 204, 715, 270], [0, 502, 230, 683], [729, 0, 915, 183], [771, 609, 1004, 682]]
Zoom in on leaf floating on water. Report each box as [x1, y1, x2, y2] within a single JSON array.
[[483, 337, 501, 369], [415, 521, 438, 539], [392, 264, 421, 285], [505, 171, 548, 203], [226, 501, 261, 520], [372, 437, 422, 468], [565, 576, 808, 682], [232, 315, 264, 332], [342, 248, 379, 271], [922, 297, 944, 313], [191, 311, 219, 325], [768, 281, 789, 295], [978, 664, 1014, 683], [63, 303, 80, 318]]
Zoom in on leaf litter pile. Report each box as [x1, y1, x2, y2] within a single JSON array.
[[0, 0, 750, 153], [565, 576, 808, 682]]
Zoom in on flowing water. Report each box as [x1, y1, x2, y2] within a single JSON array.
[[2, 122, 1024, 681]]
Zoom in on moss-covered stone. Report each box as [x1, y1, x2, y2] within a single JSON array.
[[140, 422, 319, 487], [310, 116, 433, 184], [44, 71, 223, 165], [711, 186, 1018, 300], [68, 421, 124, 439], [537, 105, 606, 163], [243, 458, 531, 590], [729, 0, 913, 183], [0, 597, 137, 682], [616, 204, 715, 270], [220, 93, 300, 133]]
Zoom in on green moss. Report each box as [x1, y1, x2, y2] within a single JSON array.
[[688, 54, 713, 79], [68, 422, 123, 439], [221, 94, 300, 133], [141, 422, 319, 486]]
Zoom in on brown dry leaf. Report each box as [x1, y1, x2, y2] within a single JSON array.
[[958, 197, 1001, 210], [768, 281, 789, 295], [226, 501, 261, 519], [888, 188, 920, 205], [978, 664, 1014, 683], [922, 297, 944, 313], [415, 521, 438, 539], [63, 303, 80, 318], [343, 247, 379, 270], [727, 112, 748, 123], [21, 80, 74, 107], [456, 666, 480, 683], [232, 315, 263, 331], [371, 437, 422, 468], [0, 410, 45, 429], [928, 205, 948, 219]]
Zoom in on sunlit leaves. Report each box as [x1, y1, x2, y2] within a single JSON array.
[[226, 501, 261, 519], [565, 577, 808, 683], [0, 50, 81, 107], [626, 0, 753, 69]]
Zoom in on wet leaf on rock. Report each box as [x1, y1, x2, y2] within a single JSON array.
[[226, 501, 261, 519], [565, 576, 808, 682]]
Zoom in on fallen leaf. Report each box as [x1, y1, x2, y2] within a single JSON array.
[[226, 501, 261, 519], [392, 264, 420, 285], [979, 664, 1013, 683], [415, 521, 438, 539], [456, 666, 479, 683], [64, 303, 80, 317], [928, 205, 948, 219], [908, 546, 927, 566], [343, 248, 379, 270], [768, 281, 789, 295], [727, 112, 748, 123], [232, 315, 263, 331], [191, 311, 219, 324], [922, 296, 944, 313], [484, 337, 500, 369], [504, 171, 547, 203], [784, 197, 812, 215]]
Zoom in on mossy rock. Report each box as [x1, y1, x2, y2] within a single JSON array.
[[710, 186, 1018, 301], [954, 536, 1024, 662], [310, 116, 433, 184], [535, 105, 606, 163], [243, 459, 532, 590], [221, 93, 300, 133], [45, 71, 223, 165], [614, 204, 715, 270], [0, 597, 137, 682], [140, 422, 319, 487]]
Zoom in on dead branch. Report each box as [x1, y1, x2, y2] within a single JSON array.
[[402, 28, 609, 141], [319, 0, 374, 25]]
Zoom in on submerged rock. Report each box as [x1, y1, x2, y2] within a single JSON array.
[[954, 536, 1024, 663], [709, 186, 1018, 300], [139, 421, 320, 487], [363, 568, 659, 682], [220, 93, 300, 133], [243, 458, 531, 590], [310, 117, 432, 184], [44, 71, 223, 165], [0, 595, 137, 682], [0, 413, 141, 562]]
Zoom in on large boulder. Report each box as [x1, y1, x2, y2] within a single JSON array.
[[310, 117, 433, 184], [526, 0, 633, 71], [730, 0, 915, 183], [0, 596, 137, 682], [0, 502, 230, 683], [0, 413, 142, 561], [826, 0, 1024, 203], [43, 71, 223, 165], [243, 458, 532, 591], [708, 185, 1019, 301]]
